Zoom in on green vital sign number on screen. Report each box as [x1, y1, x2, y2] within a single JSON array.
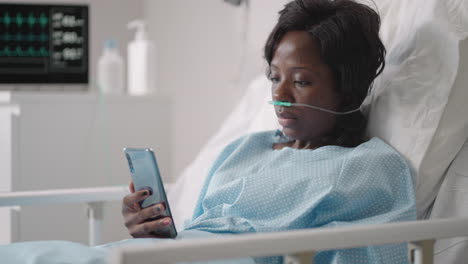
[[0, 4, 88, 83]]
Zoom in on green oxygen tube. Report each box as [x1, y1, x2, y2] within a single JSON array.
[[268, 101, 361, 115]]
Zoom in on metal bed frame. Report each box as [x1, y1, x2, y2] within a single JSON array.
[[1, 186, 467, 264]]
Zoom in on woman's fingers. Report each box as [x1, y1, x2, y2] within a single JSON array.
[[124, 203, 166, 228], [128, 217, 173, 238], [129, 181, 135, 193], [122, 190, 150, 211], [121, 189, 172, 238]]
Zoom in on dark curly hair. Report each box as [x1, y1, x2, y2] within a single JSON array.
[[264, 0, 386, 147]]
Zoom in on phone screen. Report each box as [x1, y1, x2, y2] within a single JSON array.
[[124, 148, 177, 238]]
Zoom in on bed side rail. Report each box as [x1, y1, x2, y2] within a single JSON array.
[[0, 185, 172, 245], [108, 217, 468, 264]]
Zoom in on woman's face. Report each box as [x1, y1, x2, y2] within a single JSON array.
[[270, 31, 340, 141]]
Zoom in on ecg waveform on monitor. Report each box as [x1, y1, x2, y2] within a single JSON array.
[[1, 12, 49, 27], [0, 46, 48, 57], [0, 4, 88, 83], [0, 33, 48, 42]]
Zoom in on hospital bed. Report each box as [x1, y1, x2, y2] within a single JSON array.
[[1, 0, 468, 263]]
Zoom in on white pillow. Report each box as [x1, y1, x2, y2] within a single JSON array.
[[365, 0, 468, 218], [428, 37, 468, 264], [168, 75, 275, 230]]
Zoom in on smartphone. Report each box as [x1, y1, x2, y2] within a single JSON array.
[[123, 148, 177, 238]]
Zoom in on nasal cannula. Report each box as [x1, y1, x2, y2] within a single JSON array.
[[269, 101, 360, 115]]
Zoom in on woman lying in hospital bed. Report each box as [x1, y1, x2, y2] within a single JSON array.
[[0, 0, 416, 263]]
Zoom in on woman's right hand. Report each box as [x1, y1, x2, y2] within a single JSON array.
[[121, 181, 173, 238]]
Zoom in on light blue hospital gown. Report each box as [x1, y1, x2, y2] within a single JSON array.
[[0, 130, 416, 264], [184, 130, 416, 263]]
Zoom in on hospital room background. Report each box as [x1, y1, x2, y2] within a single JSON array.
[[1, 0, 468, 263], [0, 0, 294, 244]]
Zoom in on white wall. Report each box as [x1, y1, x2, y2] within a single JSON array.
[[0, 0, 144, 92], [144, 0, 247, 178], [0, 0, 289, 244], [143, 0, 289, 178], [0, 0, 147, 244], [1, 0, 289, 179]]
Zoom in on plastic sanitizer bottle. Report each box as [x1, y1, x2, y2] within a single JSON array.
[[97, 40, 125, 94], [127, 20, 156, 96]]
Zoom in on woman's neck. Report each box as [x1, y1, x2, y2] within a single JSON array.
[[273, 138, 327, 150]]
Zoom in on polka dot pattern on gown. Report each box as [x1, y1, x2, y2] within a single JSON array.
[[185, 130, 416, 264]]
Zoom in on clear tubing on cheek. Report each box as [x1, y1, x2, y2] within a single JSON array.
[[268, 101, 360, 115]]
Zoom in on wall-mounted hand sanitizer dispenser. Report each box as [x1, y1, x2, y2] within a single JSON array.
[[127, 20, 156, 96]]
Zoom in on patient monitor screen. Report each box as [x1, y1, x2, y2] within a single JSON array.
[[0, 4, 88, 83]]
